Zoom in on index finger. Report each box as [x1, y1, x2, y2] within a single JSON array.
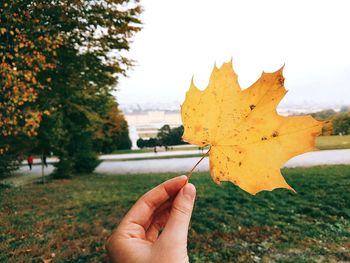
[[118, 175, 188, 235]]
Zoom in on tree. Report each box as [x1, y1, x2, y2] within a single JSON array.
[[137, 138, 145, 149], [157, 125, 186, 146], [0, 1, 61, 176], [94, 95, 132, 154], [311, 109, 336, 120], [157, 124, 171, 146], [1, 0, 142, 178], [321, 121, 333, 136], [310, 109, 336, 136], [332, 112, 350, 135], [171, 125, 185, 145], [32, 0, 142, 177], [136, 137, 159, 148]]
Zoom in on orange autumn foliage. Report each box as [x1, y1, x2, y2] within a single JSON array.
[[0, 2, 61, 154]]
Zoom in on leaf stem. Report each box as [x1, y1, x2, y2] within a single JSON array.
[[187, 146, 211, 180]]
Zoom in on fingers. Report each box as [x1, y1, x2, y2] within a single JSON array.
[[146, 208, 170, 242], [145, 196, 174, 242], [160, 183, 196, 244], [117, 175, 188, 238]]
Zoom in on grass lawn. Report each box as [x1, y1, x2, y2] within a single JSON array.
[[111, 146, 198, 154], [1, 165, 349, 262], [316, 135, 350, 150], [110, 148, 152, 154]]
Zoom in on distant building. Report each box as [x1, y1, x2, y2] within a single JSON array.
[[125, 111, 182, 148]]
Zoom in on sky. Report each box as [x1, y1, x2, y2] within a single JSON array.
[[116, 0, 350, 108]]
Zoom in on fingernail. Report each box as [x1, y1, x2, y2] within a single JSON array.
[[178, 175, 188, 181], [183, 183, 196, 199]]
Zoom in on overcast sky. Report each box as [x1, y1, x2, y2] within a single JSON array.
[[116, 0, 350, 107]]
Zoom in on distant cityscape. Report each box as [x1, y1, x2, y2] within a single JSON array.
[[122, 101, 349, 149], [120, 100, 348, 115]]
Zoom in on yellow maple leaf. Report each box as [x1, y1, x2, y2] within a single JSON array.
[[181, 60, 323, 195]]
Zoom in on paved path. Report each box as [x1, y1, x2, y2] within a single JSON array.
[[3, 149, 349, 186], [21, 149, 205, 164], [100, 149, 206, 160], [1, 165, 55, 187]]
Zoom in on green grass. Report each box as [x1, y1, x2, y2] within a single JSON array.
[[168, 146, 209, 151], [111, 148, 151, 154], [316, 135, 350, 150], [111, 146, 198, 154], [1, 165, 350, 262]]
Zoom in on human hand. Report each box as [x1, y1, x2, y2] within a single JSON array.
[[106, 175, 196, 263]]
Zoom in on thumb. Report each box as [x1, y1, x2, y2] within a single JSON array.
[[160, 183, 196, 244]]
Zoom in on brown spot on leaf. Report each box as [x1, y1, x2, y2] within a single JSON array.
[[194, 125, 202, 134], [261, 136, 267, 141], [278, 76, 285, 85], [272, 131, 279, 137], [239, 162, 242, 166], [249, 104, 256, 110]]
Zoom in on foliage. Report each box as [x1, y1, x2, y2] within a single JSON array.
[[0, 147, 21, 176], [136, 137, 160, 149], [0, 165, 349, 262], [157, 124, 171, 145], [0, 0, 142, 177], [182, 61, 322, 194], [93, 95, 132, 154], [157, 124, 186, 146], [136, 138, 146, 148], [137, 125, 187, 149], [332, 112, 350, 135], [72, 134, 102, 174], [321, 121, 334, 136], [311, 109, 337, 120], [36, 0, 141, 177], [310, 109, 336, 136], [310, 108, 350, 136], [0, 1, 60, 139], [0, 1, 61, 176]]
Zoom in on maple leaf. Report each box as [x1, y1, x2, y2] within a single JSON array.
[[181, 60, 323, 195]]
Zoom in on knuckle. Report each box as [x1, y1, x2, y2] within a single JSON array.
[[105, 231, 121, 253], [105, 235, 114, 252]]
